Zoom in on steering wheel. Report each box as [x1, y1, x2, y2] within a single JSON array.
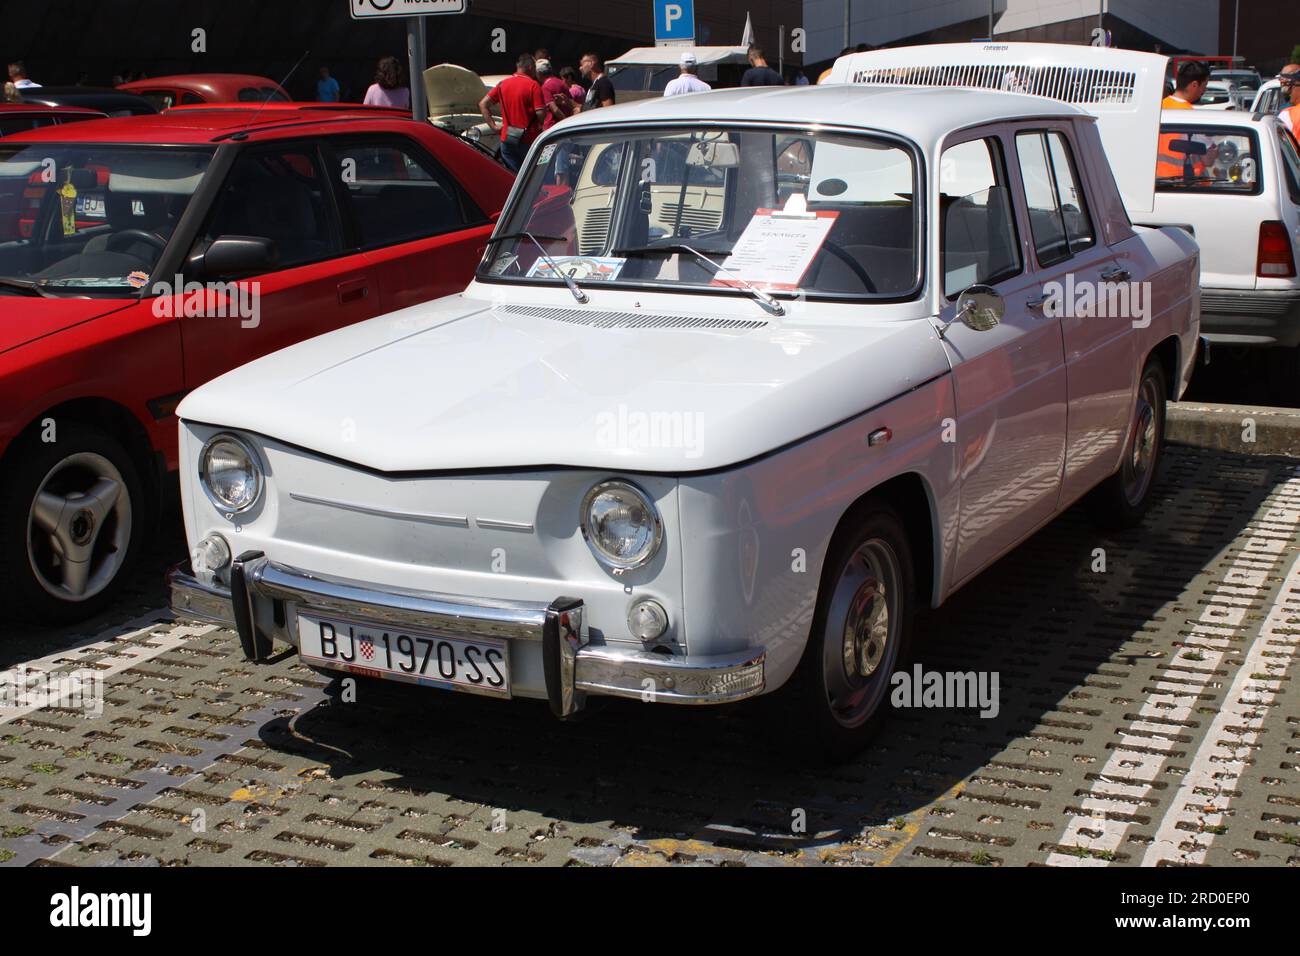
[[816, 240, 878, 293], [106, 229, 168, 256]]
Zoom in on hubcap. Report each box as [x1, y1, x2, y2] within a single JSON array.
[[1123, 375, 1161, 507], [26, 452, 132, 602], [821, 538, 901, 729]]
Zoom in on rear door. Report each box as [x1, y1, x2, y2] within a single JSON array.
[[323, 134, 495, 313], [179, 140, 380, 388]]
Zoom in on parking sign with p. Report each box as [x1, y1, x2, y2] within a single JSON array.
[[654, 0, 695, 44]]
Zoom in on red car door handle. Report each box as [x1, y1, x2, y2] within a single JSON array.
[[337, 279, 370, 305]]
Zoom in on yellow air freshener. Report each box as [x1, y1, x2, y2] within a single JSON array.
[[58, 169, 78, 237]]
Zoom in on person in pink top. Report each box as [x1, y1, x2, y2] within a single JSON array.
[[363, 55, 411, 110], [537, 59, 575, 129], [560, 67, 585, 113]]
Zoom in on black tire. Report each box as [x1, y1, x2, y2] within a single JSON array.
[[0, 422, 147, 626], [1087, 358, 1167, 530], [776, 500, 916, 764]]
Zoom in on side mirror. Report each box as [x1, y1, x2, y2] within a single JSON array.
[[188, 235, 278, 279], [940, 284, 1003, 338]]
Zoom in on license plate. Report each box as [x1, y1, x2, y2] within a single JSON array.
[[296, 612, 509, 697]]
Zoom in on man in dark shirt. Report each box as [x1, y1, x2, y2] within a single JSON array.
[[581, 53, 616, 110], [741, 46, 784, 87]]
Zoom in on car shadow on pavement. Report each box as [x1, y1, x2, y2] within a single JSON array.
[[248, 447, 1294, 863]]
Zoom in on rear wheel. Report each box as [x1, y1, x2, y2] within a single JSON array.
[[780, 501, 915, 763], [1088, 359, 1166, 529], [0, 423, 146, 626]]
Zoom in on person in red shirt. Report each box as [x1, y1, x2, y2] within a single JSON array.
[[480, 54, 548, 173]]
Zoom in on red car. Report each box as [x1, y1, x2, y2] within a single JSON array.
[[118, 74, 292, 111], [0, 106, 513, 623], [0, 103, 107, 138]]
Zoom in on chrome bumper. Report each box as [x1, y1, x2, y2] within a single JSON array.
[[167, 556, 765, 717]]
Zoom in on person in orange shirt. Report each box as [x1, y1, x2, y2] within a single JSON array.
[[1157, 61, 1212, 180], [1276, 64, 1300, 138]]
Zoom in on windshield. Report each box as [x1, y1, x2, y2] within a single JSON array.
[[0, 143, 213, 295], [481, 126, 921, 301], [1156, 126, 1260, 194]]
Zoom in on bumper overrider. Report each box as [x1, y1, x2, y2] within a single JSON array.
[[167, 554, 765, 717]]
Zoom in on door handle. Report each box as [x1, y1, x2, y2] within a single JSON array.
[[1100, 266, 1131, 283], [337, 278, 370, 305], [1026, 292, 1052, 312]]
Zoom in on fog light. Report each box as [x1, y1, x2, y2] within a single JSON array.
[[192, 533, 231, 577], [628, 599, 669, 642]]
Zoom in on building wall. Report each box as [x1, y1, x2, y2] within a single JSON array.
[[805, 0, 1223, 64]]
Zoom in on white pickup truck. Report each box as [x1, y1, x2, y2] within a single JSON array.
[[1141, 107, 1300, 397]]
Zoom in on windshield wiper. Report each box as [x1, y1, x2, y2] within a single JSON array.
[[615, 243, 785, 317], [490, 231, 588, 304], [0, 276, 54, 298]]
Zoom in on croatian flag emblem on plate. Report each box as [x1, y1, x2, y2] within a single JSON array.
[[359, 636, 374, 661]]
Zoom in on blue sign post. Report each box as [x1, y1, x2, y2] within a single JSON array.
[[653, 0, 695, 45]]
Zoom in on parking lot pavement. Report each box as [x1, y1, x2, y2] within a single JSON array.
[[0, 444, 1297, 868]]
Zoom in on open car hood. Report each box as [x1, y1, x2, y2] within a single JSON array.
[[423, 64, 490, 119]]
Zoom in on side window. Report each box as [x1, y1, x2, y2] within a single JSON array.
[[180, 92, 205, 106], [940, 136, 1022, 297], [1277, 127, 1300, 205], [329, 138, 476, 249], [196, 145, 343, 272], [1015, 130, 1094, 267], [1047, 132, 1095, 254]]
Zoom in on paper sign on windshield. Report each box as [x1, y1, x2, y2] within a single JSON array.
[[714, 208, 839, 291]]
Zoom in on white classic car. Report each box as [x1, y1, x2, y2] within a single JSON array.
[[169, 43, 1201, 759], [1141, 107, 1300, 397]]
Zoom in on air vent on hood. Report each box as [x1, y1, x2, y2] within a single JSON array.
[[501, 305, 768, 331]]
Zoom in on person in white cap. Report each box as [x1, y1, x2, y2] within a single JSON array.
[[664, 51, 712, 97]]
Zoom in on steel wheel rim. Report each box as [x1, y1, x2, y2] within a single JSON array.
[[26, 452, 132, 602], [1123, 375, 1161, 507], [820, 538, 901, 729]]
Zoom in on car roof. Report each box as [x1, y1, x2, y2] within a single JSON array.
[[557, 84, 1086, 143], [1160, 108, 1270, 127], [0, 105, 425, 145], [119, 73, 289, 95]]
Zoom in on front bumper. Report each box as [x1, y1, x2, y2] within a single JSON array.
[[1200, 288, 1300, 348], [167, 556, 765, 717]]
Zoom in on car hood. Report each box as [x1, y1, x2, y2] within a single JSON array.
[[423, 64, 490, 118], [0, 297, 136, 355], [179, 293, 949, 473]]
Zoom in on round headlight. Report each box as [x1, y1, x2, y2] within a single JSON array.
[[581, 479, 663, 572], [199, 434, 263, 514]]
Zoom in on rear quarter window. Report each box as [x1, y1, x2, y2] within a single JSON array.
[[1156, 125, 1261, 195]]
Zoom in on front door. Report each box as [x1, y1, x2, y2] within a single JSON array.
[[936, 132, 1067, 584]]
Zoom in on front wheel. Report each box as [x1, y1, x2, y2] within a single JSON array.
[[0, 423, 146, 626], [780, 501, 915, 763], [1088, 358, 1167, 529]]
